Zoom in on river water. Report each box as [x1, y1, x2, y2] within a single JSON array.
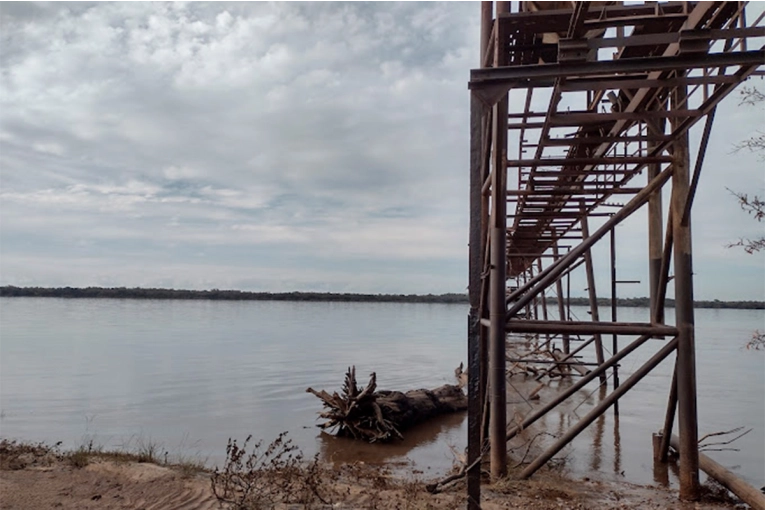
[[0, 298, 762, 488]]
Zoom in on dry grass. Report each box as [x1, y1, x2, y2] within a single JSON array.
[[0, 437, 205, 479], [209, 432, 466, 510]]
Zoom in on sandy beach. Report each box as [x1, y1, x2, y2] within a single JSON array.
[[0, 439, 743, 510]]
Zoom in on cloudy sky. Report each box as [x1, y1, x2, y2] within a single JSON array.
[[1, 2, 763, 300]]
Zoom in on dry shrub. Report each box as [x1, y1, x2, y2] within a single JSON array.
[[0, 439, 60, 470], [210, 432, 466, 510], [210, 432, 341, 509]]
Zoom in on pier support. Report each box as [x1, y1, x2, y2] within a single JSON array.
[[465, 3, 759, 504], [488, 0, 509, 480], [580, 209, 607, 385], [671, 84, 700, 501]]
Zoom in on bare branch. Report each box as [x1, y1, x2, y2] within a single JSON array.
[[738, 86, 765, 107], [732, 87, 765, 160], [725, 189, 765, 253], [699, 428, 751, 448], [746, 330, 765, 350]]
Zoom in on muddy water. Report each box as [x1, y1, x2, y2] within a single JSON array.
[[0, 298, 762, 488]]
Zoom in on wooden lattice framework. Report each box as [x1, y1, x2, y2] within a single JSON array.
[[466, 2, 764, 507]]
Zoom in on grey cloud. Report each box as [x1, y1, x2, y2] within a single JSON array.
[[0, 2, 762, 297]]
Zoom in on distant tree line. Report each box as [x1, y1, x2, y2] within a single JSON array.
[[551, 296, 764, 310], [0, 286, 468, 304], [0, 286, 762, 309]]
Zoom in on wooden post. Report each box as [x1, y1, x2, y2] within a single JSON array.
[[467, 311, 481, 510], [551, 231, 569, 354], [489, 0, 509, 480], [580, 208, 607, 384], [538, 259, 550, 349], [648, 121, 665, 319], [671, 83, 700, 501], [610, 227, 620, 416], [467, 89, 483, 509], [659, 362, 678, 462], [468, 4, 494, 508], [669, 435, 765, 510]]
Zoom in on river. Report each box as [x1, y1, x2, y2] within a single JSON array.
[[0, 297, 762, 488]]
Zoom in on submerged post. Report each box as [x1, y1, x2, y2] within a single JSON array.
[[671, 83, 700, 500]]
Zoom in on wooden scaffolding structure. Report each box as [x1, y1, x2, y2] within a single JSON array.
[[466, 1, 764, 507]]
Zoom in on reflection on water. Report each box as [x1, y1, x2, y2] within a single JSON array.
[[613, 415, 622, 477], [0, 299, 763, 487], [505, 304, 764, 488], [318, 412, 465, 468]]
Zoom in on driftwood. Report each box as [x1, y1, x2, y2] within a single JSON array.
[[306, 366, 467, 443]]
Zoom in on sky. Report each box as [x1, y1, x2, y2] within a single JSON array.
[[0, 2, 763, 300]]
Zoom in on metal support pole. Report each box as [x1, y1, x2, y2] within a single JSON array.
[[671, 83, 700, 500], [467, 5, 494, 507], [520, 337, 679, 479], [659, 361, 678, 462], [467, 311, 481, 509], [648, 123, 665, 316], [566, 261, 571, 321], [610, 227, 620, 416], [580, 209, 607, 384], [538, 259, 550, 348], [489, 0, 509, 480], [552, 232, 569, 353], [467, 90, 484, 510], [506, 333, 657, 442]]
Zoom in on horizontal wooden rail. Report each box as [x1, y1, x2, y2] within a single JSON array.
[[505, 320, 678, 336]]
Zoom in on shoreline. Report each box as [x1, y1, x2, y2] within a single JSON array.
[[0, 438, 744, 509], [1, 286, 763, 309]]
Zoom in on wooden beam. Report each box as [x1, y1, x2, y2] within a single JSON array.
[[506, 320, 678, 336], [519, 337, 679, 479], [506, 156, 672, 167], [469, 51, 765, 89]]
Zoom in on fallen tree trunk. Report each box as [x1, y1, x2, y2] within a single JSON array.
[[669, 435, 765, 510], [306, 366, 467, 443], [551, 347, 590, 376]]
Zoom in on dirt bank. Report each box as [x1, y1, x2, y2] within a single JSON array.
[[0, 440, 742, 509]]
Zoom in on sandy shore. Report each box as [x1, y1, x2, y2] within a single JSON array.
[[0, 439, 742, 510]]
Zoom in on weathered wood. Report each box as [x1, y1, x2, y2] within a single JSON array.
[[669, 435, 765, 510], [307, 367, 467, 443], [550, 348, 590, 376]]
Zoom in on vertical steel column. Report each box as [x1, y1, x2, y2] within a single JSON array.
[[610, 227, 620, 416], [552, 240, 569, 353], [580, 208, 607, 384], [467, 86, 484, 510], [489, 0, 509, 480], [538, 259, 550, 348], [648, 121, 665, 321], [478, 2, 493, 419], [467, 4, 494, 507], [671, 84, 700, 500]]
